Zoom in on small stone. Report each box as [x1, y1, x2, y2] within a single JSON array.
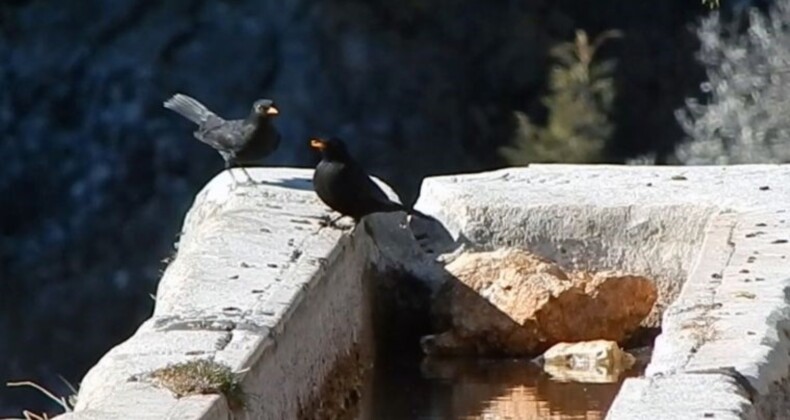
[[541, 340, 635, 383], [759, 185, 770, 191]]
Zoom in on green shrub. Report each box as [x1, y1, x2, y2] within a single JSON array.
[[501, 30, 620, 165]]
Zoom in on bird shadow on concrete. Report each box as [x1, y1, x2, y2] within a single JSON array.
[[255, 176, 315, 191]]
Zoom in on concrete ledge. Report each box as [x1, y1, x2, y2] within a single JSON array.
[[55, 168, 411, 420], [608, 372, 754, 420], [608, 208, 790, 419], [56, 164, 790, 419], [414, 165, 790, 419]]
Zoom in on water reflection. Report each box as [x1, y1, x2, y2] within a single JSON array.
[[356, 354, 640, 420]]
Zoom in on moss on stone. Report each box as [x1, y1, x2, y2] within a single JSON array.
[[149, 359, 245, 410]]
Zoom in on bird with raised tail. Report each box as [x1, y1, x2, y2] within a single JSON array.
[[309, 137, 429, 223], [164, 93, 281, 186]]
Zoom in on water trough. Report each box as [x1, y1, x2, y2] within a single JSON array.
[[54, 165, 790, 420]]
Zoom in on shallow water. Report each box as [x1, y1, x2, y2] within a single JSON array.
[[355, 354, 640, 420]]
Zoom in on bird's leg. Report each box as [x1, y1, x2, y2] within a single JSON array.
[[240, 167, 258, 184], [223, 159, 242, 189], [328, 214, 346, 227], [227, 168, 240, 189], [318, 213, 350, 229], [318, 213, 340, 227]]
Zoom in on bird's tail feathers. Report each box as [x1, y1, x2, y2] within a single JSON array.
[[163, 93, 214, 125], [407, 207, 433, 220]]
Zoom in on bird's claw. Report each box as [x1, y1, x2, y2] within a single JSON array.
[[318, 214, 353, 230], [318, 214, 333, 227]]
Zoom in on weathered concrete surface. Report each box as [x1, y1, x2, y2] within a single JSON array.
[[607, 209, 790, 420], [414, 165, 790, 419], [56, 164, 790, 419], [55, 167, 416, 420]]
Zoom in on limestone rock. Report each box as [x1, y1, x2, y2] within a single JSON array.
[[423, 248, 657, 356], [540, 340, 636, 383]]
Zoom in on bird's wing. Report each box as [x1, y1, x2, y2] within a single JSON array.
[[196, 119, 246, 150], [349, 163, 404, 210]]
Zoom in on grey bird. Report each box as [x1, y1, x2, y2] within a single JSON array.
[[163, 93, 281, 185]]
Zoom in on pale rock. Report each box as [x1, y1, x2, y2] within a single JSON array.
[[423, 248, 657, 356], [541, 340, 636, 383]]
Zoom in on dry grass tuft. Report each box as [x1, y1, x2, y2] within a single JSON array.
[[149, 359, 245, 410]]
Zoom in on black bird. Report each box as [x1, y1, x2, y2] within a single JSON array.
[[310, 137, 427, 223], [164, 93, 281, 185]]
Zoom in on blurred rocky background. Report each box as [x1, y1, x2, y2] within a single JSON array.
[[0, 0, 785, 415]]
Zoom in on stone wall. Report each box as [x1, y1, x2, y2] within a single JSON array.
[[54, 168, 408, 419]]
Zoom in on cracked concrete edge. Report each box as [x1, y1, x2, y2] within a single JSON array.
[[53, 168, 397, 420], [644, 211, 740, 375], [606, 372, 756, 420], [608, 208, 790, 419]]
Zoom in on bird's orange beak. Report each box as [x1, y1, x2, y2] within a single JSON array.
[[310, 138, 326, 150], [265, 106, 279, 116]]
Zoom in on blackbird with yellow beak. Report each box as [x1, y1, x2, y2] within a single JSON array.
[[310, 137, 428, 222], [164, 93, 281, 185]]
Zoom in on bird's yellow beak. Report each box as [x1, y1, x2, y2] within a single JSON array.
[[310, 138, 326, 150], [265, 106, 279, 116]]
